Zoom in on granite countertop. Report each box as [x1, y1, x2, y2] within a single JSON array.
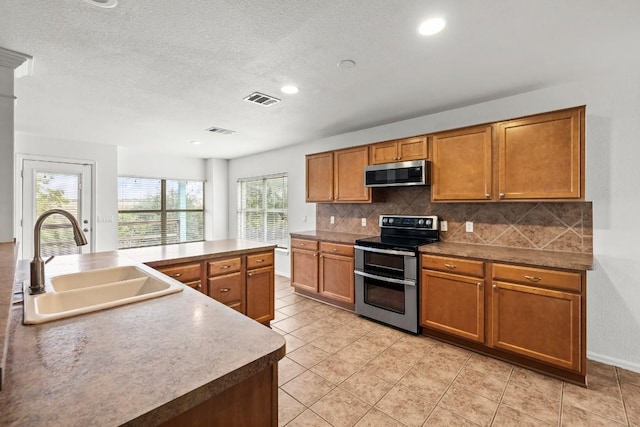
[[420, 242, 594, 271], [120, 239, 277, 267], [290, 230, 371, 245], [0, 244, 285, 426]]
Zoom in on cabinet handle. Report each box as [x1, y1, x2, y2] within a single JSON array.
[[255, 259, 264, 263], [499, 193, 505, 198], [300, 243, 305, 246], [477, 282, 483, 287], [332, 248, 338, 252], [313, 254, 317, 257], [444, 263, 456, 269], [248, 273, 253, 277], [221, 265, 230, 269], [172, 273, 182, 278], [485, 193, 491, 198], [524, 275, 542, 282], [220, 288, 230, 293], [196, 284, 202, 289], [492, 284, 497, 289]]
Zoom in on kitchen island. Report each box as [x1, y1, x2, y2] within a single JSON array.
[[0, 242, 285, 426]]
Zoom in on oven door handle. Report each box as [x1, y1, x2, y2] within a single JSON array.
[[354, 270, 416, 287], [353, 245, 416, 257]]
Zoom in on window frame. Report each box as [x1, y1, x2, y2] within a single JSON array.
[[117, 177, 205, 249]]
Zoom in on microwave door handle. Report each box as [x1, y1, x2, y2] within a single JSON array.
[[354, 270, 416, 287]]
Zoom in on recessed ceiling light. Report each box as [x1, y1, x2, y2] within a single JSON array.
[[418, 17, 446, 36], [190, 140, 201, 145], [83, 0, 118, 8], [337, 59, 356, 69], [281, 85, 299, 94]]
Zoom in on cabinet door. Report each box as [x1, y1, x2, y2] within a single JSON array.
[[397, 136, 428, 162], [291, 249, 319, 292], [431, 126, 493, 201], [306, 152, 334, 202], [490, 281, 581, 371], [333, 146, 371, 202], [369, 141, 398, 164], [246, 266, 274, 324], [319, 253, 354, 304], [497, 107, 583, 199], [420, 270, 484, 342], [208, 272, 245, 314]]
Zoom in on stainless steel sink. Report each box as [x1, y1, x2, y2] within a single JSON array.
[[23, 266, 183, 324]]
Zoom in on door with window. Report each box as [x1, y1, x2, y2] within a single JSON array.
[[21, 159, 93, 260]]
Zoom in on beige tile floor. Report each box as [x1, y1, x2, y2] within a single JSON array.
[[272, 276, 640, 427]]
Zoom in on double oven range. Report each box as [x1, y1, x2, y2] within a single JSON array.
[[354, 215, 439, 334]]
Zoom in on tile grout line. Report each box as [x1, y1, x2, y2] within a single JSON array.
[[616, 367, 633, 427]]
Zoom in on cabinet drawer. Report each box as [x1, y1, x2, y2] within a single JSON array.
[[208, 257, 242, 277], [421, 255, 484, 278], [157, 263, 201, 283], [291, 238, 318, 251], [320, 242, 353, 257], [247, 252, 274, 269], [208, 272, 243, 305], [493, 264, 581, 292]]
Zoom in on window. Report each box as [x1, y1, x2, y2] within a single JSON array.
[[118, 177, 204, 249], [237, 174, 288, 249]]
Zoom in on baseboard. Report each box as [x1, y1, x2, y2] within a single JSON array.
[[587, 351, 640, 373]]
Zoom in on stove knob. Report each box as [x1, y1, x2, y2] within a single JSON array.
[[418, 219, 425, 226], [382, 218, 387, 224], [388, 218, 394, 224]]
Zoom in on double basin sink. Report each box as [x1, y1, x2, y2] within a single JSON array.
[[23, 265, 183, 324]]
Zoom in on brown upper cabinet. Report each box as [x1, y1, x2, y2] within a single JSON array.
[[431, 126, 493, 201], [369, 135, 428, 165], [306, 146, 372, 203], [431, 106, 585, 202]]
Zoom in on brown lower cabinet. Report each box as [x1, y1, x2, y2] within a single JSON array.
[[153, 250, 275, 325], [291, 238, 355, 310], [160, 363, 278, 427], [420, 254, 586, 384]]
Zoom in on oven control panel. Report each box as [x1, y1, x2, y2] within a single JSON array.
[[379, 215, 438, 230]]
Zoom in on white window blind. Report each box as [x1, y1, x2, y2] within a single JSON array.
[[237, 174, 288, 249], [118, 177, 204, 249]]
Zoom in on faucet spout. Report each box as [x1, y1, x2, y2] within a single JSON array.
[[29, 209, 88, 295]]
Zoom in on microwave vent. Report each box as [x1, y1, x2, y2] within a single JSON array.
[[243, 92, 281, 107]]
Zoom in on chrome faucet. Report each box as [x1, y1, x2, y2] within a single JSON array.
[[29, 209, 88, 295]]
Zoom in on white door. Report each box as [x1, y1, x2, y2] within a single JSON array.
[[21, 159, 93, 260]]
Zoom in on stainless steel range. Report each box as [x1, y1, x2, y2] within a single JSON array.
[[354, 215, 439, 333]]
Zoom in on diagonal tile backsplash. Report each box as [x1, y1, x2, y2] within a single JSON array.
[[317, 187, 593, 253]]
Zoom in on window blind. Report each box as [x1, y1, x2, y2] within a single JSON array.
[[237, 174, 288, 249], [118, 177, 204, 249]]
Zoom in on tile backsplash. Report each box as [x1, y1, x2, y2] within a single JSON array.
[[317, 187, 592, 254]]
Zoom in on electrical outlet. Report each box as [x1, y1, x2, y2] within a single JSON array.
[[465, 221, 474, 232], [440, 221, 448, 231], [330, 216, 335, 224], [361, 218, 367, 227]]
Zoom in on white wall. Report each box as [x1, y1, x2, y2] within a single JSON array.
[[15, 134, 119, 253], [205, 158, 229, 241], [228, 67, 640, 372], [118, 147, 206, 181], [0, 66, 14, 242]]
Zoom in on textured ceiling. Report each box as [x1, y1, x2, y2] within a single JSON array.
[[2, 0, 640, 159]]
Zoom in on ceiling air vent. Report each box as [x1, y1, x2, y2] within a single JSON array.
[[243, 92, 281, 107], [206, 126, 235, 135]]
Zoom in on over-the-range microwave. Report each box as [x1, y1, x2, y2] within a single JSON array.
[[364, 159, 430, 187]]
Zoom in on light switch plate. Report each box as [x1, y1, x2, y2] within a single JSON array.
[[441, 221, 448, 231], [330, 216, 335, 224], [361, 218, 367, 227], [465, 221, 473, 232]]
